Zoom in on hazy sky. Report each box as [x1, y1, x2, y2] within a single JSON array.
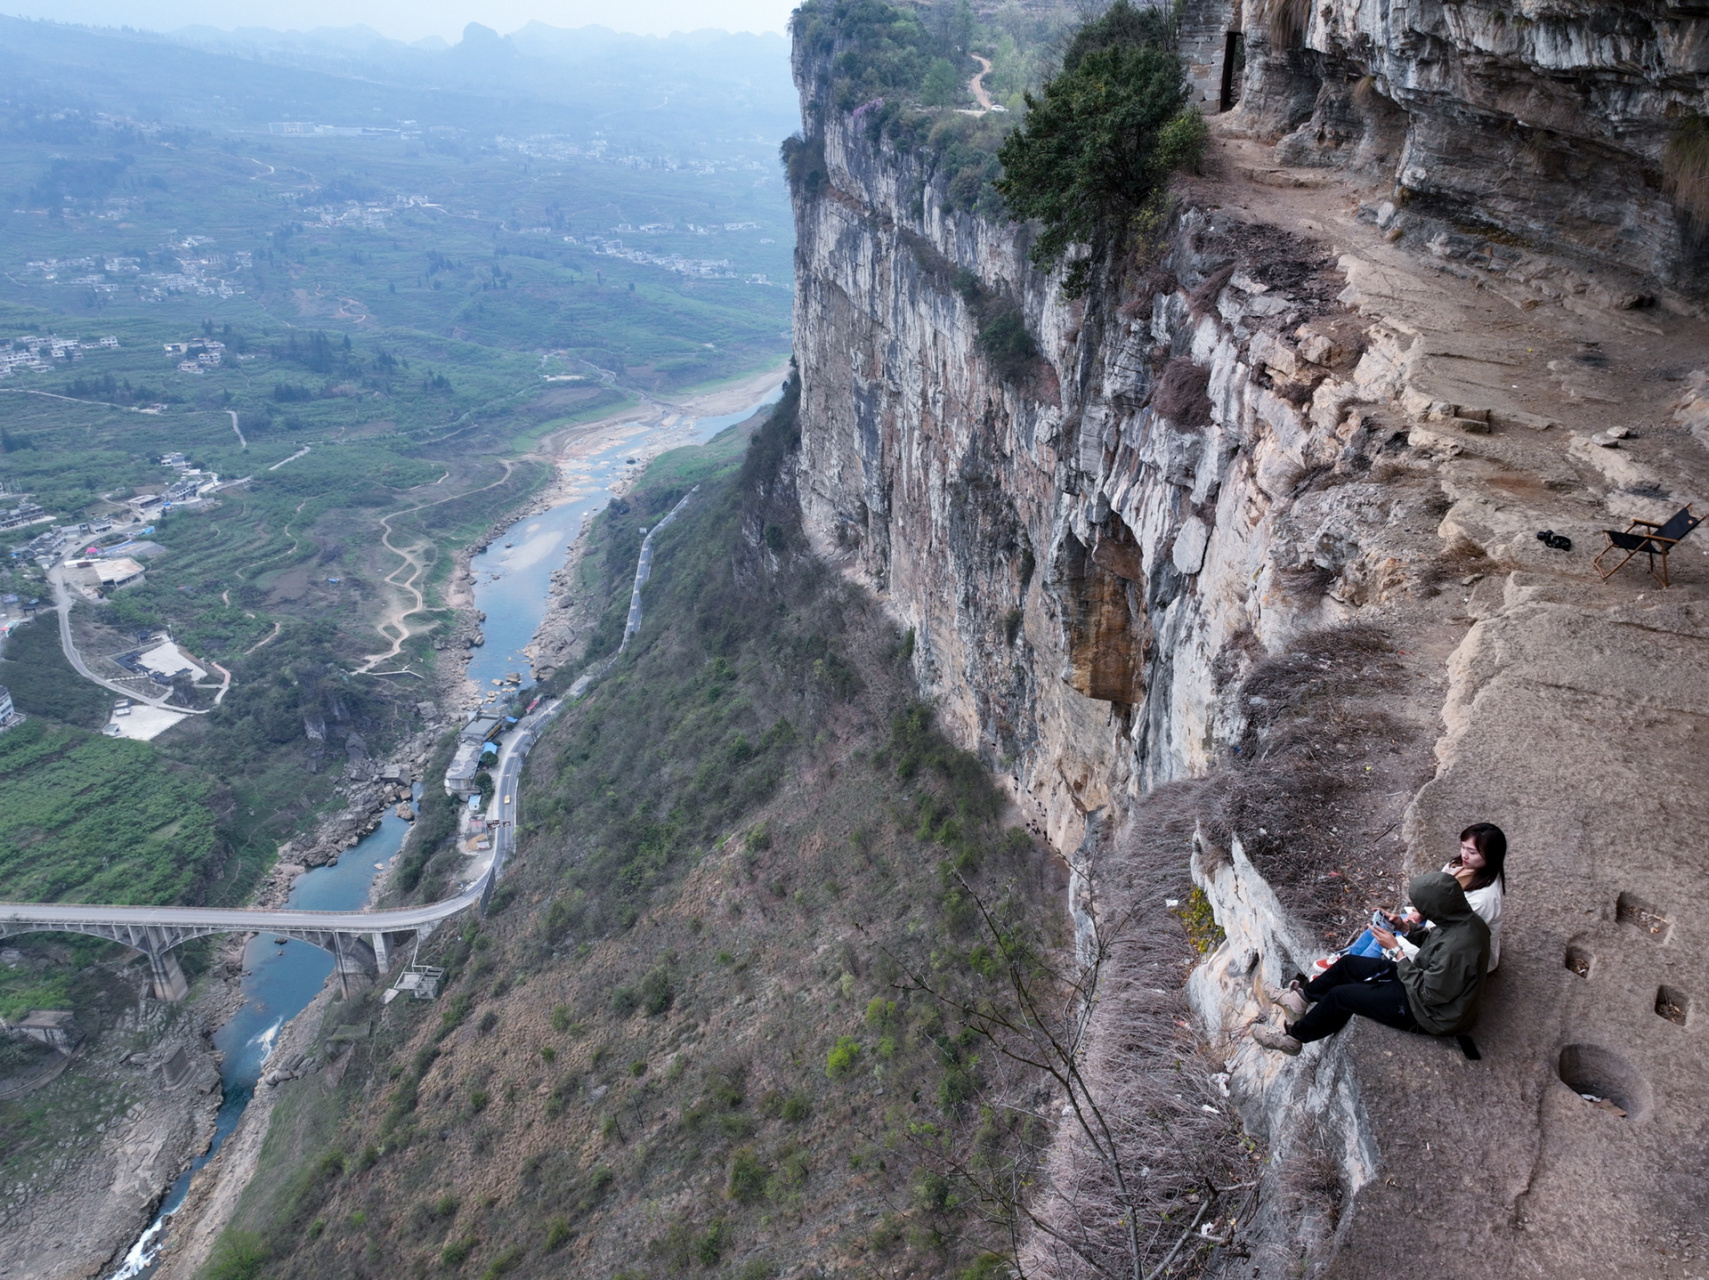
[[0, 0, 797, 41]]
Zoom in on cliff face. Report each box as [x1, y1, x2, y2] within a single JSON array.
[[1198, 0, 1709, 289], [791, 43, 1447, 854], [790, 17, 1709, 1276]]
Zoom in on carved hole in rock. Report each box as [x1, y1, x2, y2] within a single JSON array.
[[1557, 1044, 1651, 1121], [1615, 892, 1671, 941], [1564, 945, 1592, 978], [1655, 986, 1689, 1026]]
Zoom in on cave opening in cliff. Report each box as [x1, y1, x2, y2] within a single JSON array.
[[1220, 30, 1245, 112]]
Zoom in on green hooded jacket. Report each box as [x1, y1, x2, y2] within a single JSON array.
[[1396, 872, 1490, 1035]]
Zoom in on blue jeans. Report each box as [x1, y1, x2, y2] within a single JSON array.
[[1345, 928, 1387, 958]]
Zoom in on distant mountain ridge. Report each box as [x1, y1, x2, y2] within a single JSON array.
[[0, 14, 797, 152]]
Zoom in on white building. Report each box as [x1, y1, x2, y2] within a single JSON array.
[[95, 558, 147, 590]]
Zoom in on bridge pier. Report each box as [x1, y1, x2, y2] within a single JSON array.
[[321, 932, 391, 996], [146, 948, 188, 1002]]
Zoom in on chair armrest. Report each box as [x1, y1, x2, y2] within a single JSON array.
[[1626, 519, 1664, 530]]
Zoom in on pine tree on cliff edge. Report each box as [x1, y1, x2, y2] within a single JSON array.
[[995, 1, 1207, 298]]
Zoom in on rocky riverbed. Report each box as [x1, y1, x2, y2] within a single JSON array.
[[259, 726, 440, 891], [0, 954, 235, 1280]]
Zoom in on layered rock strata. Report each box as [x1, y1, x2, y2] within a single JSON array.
[[1183, 0, 1709, 290]]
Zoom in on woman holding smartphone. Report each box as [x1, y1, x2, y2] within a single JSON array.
[[1336, 823, 1507, 971]]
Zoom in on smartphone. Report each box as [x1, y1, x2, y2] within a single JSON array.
[[1370, 910, 1391, 931]]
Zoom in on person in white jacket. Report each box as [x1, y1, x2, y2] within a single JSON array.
[[1373, 823, 1506, 971]]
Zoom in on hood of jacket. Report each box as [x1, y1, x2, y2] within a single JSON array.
[[1411, 871, 1476, 926], [1397, 872, 1490, 1036]]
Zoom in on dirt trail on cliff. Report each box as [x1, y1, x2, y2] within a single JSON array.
[[1187, 122, 1709, 1277]]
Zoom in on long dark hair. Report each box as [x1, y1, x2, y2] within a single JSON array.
[[1456, 823, 1507, 891]]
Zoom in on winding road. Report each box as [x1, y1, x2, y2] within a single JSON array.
[[355, 460, 518, 676], [970, 54, 996, 110], [46, 567, 228, 714], [623, 486, 698, 649]]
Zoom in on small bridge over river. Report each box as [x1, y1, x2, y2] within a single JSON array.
[[0, 880, 490, 1000], [1, 684, 558, 1001]]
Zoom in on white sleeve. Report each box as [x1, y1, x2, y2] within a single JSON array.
[[1463, 882, 1501, 927], [1464, 882, 1503, 970], [1392, 933, 1421, 960]]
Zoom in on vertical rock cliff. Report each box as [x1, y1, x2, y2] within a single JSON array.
[[789, 6, 1709, 1275], [791, 31, 1451, 851]]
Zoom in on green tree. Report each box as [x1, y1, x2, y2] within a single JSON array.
[[920, 57, 963, 106], [996, 26, 1204, 295]]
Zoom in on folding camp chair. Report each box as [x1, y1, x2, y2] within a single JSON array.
[[1594, 505, 1702, 587]]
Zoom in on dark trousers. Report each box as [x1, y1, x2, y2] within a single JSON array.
[[1288, 955, 1419, 1044]]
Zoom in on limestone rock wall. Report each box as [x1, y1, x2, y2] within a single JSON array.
[[1219, 0, 1709, 289], [791, 47, 1442, 852]]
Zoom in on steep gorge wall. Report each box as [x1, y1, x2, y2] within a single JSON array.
[[789, 15, 1709, 1275], [791, 44, 1444, 856]]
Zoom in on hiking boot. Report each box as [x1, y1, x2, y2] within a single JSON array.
[[1251, 1023, 1303, 1056], [1264, 983, 1308, 1019]]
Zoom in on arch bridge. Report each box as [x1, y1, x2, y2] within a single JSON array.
[[0, 880, 489, 1000]]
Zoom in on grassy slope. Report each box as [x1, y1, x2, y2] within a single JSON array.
[[205, 394, 1071, 1280]]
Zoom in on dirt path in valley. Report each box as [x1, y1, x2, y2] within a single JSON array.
[[354, 461, 518, 675], [968, 54, 995, 110], [244, 621, 282, 654]]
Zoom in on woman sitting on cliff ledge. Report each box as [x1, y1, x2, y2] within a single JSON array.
[[1252, 871, 1492, 1057], [1332, 823, 1507, 972]]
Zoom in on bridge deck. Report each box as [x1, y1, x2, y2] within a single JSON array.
[[0, 883, 482, 937]]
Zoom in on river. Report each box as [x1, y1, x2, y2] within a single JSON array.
[[107, 384, 782, 1277], [111, 804, 415, 1278], [464, 389, 782, 692]]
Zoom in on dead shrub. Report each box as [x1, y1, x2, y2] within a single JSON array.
[[1187, 261, 1237, 313], [1417, 544, 1491, 595], [1276, 563, 1338, 603], [1150, 357, 1213, 426], [1664, 111, 1709, 238]]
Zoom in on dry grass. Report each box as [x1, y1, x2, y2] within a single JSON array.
[[1019, 784, 1252, 1280], [1665, 112, 1709, 237], [1417, 543, 1494, 596], [1190, 626, 1432, 939], [1259, 0, 1310, 48], [1151, 356, 1214, 427], [1275, 562, 1339, 603]]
